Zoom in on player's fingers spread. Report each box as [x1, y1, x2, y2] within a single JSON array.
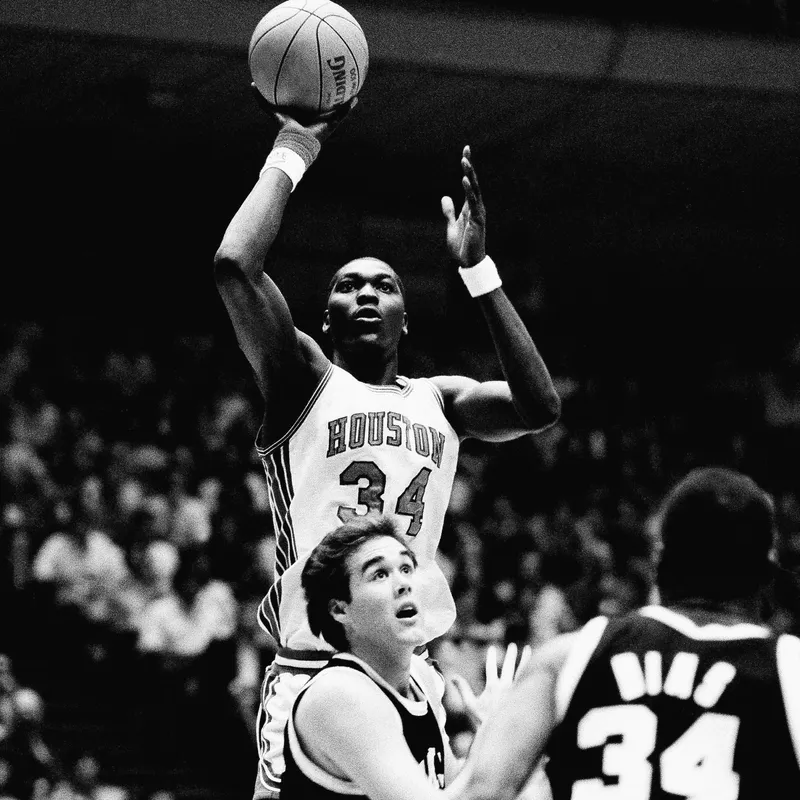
[[518, 645, 533, 676], [500, 643, 518, 683], [464, 179, 485, 220], [465, 163, 483, 204], [484, 644, 499, 686]]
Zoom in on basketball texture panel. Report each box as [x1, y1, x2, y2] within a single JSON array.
[[248, 4, 304, 59], [249, 11, 311, 106], [286, 0, 334, 12], [322, 15, 368, 82], [274, 15, 323, 110], [249, 0, 369, 114], [314, 1, 361, 24], [316, 17, 368, 112]]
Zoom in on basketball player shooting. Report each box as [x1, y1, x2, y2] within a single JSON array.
[[213, 91, 561, 800]]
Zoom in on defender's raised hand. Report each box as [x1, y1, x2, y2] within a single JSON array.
[[450, 643, 533, 731], [441, 145, 487, 268]]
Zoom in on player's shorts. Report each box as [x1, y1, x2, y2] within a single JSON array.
[[253, 648, 333, 800], [252, 645, 442, 800]]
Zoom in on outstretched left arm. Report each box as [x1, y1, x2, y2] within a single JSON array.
[[436, 146, 560, 441], [444, 634, 575, 800]]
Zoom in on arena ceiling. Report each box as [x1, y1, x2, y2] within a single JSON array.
[[3, 0, 800, 343]]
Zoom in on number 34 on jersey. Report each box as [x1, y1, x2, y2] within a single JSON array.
[[337, 460, 431, 537], [574, 651, 741, 800]]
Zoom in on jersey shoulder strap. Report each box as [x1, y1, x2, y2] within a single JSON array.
[[555, 616, 609, 722], [777, 633, 800, 768]]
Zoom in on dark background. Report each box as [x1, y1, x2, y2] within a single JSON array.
[[4, 0, 800, 383], [3, 4, 800, 798]]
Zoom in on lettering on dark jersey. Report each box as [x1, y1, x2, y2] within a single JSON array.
[[610, 650, 737, 708], [419, 746, 445, 789], [326, 412, 447, 468]]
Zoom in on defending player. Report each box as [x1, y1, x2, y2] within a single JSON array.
[[281, 513, 522, 800], [451, 466, 800, 800], [213, 98, 560, 798]]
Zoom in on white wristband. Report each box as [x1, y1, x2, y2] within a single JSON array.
[[259, 147, 307, 191], [458, 255, 502, 298]]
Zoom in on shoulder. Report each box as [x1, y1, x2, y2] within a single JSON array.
[[526, 617, 612, 680], [429, 374, 478, 399], [295, 666, 402, 741], [536, 618, 615, 722], [297, 329, 330, 375], [257, 336, 333, 450], [428, 374, 478, 427], [301, 664, 392, 706], [527, 630, 584, 676]]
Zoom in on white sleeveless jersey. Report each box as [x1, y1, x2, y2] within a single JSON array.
[[256, 364, 460, 650]]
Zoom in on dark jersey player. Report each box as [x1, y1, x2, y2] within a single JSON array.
[[452, 466, 800, 800], [280, 514, 524, 800]]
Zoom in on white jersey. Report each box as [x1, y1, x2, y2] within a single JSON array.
[[256, 364, 460, 650]]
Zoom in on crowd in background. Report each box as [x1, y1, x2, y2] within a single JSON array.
[[1, 318, 799, 800]]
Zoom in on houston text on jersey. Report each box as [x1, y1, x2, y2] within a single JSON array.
[[326, 411, 447, 468]]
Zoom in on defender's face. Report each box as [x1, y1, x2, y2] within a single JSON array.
[[323, 259, 408, 353], [332, 536, 425, 652]]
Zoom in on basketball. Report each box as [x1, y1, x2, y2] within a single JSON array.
[[249, 0, 369, 118]]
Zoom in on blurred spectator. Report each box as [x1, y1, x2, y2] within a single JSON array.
[[68, 754, 128, 800], [757, 335, 800, 492], [32, 506, 130, 627], [2, 317, 799, 800], [109, 540, 182, 635], [1, 443, 59, 537], [167, 472, 212, 550], [528, 548, 582, 645], [0, 655, 65, 800], [135, 550, 236, 669]]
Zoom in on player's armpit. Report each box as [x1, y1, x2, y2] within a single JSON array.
[[432, 376, 536, 442], [296, 673, 446, 800], [215, 263, 329, 440]]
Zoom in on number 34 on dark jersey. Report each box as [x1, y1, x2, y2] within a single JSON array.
[[546, 605, 800, 800]]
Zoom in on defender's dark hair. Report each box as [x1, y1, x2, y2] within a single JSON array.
[[656, 467, 775, 601], [302, 514, 415, 652]]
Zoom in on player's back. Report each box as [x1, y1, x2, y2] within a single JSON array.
[[545, 604, 800, 800]]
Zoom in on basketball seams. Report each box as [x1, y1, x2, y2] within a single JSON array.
[[318, 13, 366, 36], [296, 8, 362, 29], [315, 18, 324, 115], [248, 8, 303, 60], [274, 11, 316, 107], [320, 18, 362, 91], [251, 0, 367, 112]]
